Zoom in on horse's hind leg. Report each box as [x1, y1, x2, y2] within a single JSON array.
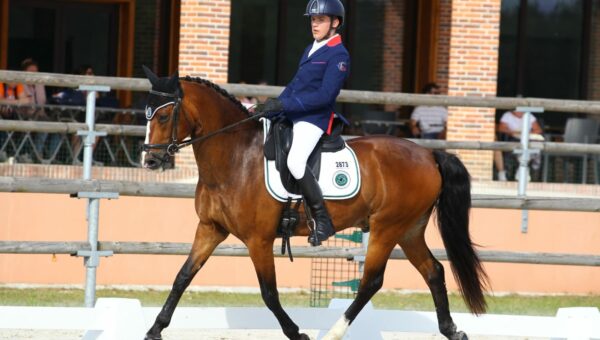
[[400, 234, 467, 340], [145, 222, 228, 340], [246, 238, 309, 340], [322, 232, 397, 340]]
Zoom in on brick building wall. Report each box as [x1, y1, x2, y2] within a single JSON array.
[[382, 0, 405, 112], [0, 147, 198, 183], [382, 0, 405, 93], [445, 0, 501, 180], [435, 0, 452, 93], [589, 1, 600, 100], [178, 0, 231, 82]]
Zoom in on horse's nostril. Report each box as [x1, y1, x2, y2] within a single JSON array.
[[144, 159, 159, 169]]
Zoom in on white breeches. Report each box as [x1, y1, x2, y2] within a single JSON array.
[[287, 121, 324, 179]]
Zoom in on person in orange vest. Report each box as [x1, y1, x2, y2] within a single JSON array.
[[0, 82, 27, 117], [0, 81, 28, 162]]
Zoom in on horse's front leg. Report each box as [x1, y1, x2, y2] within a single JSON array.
[[145, 222, 228, 340], [247, 238, 310, 340]]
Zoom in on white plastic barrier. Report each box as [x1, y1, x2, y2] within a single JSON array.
[[0, 298, 599, 339], [83, 298, 146, 339]]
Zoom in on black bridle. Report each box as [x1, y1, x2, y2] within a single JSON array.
[[142, 88, 267, 156]]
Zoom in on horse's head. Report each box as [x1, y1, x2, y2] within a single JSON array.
[[141, 66, 190, 170]]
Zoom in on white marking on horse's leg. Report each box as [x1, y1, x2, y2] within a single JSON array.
[[141, 121, 151, 166], [322, 316, 350, 340]]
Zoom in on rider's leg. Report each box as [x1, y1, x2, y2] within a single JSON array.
[[287, 121, 335, 245]]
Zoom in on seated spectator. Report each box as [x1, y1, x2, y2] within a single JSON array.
[[0, 82, 28, 114], [58, 64, 113, 165], [1, 80, 29, 162], [51, 64, 94, 107], [495, 109, 544, 181], [1, 83, 24, 161], [49, 65, 95, 163], [76, 64, 95, 77], [493, 147, 507, 181], [21, 58, 47, 119], [21, 58, 53, 160], [498, 109, 543, 139], [409, 83, 448, 139], [51, 87, 86, 106]]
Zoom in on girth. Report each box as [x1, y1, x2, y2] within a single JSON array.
[[264, 117, 345, 195]]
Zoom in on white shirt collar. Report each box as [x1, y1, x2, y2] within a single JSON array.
[[308, 34, 339, 57]]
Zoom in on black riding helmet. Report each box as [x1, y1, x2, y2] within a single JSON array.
[[305, 0, 345, 28]]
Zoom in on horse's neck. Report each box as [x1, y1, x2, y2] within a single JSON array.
[[191, 112, 263, 186]]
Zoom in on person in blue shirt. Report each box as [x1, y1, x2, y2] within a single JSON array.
[[260, 0, 350, 246]]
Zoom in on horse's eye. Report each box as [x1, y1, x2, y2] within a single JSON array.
[[158, 114, 170, 123]]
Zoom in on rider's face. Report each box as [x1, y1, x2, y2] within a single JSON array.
[[311, 15, 338, 41]]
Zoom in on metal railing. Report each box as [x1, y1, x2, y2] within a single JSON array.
[[1, 177, 599, 212], [0, 103, 144, 166], [0, 241, 597, 267]]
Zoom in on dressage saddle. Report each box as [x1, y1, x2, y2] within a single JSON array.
[[264, 117, 345, 195]]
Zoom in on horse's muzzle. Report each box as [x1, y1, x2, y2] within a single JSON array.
[[143, 152, 174, 170]]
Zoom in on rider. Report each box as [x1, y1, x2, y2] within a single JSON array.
[[259, 0, 350, 246]]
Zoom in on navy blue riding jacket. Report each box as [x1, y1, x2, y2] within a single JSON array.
[[277, 35, 350, 133]]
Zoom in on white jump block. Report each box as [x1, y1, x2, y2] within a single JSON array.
[[0, 306, 93, 329], [554, 307, 600, 340], [83, 298, 146, 340]]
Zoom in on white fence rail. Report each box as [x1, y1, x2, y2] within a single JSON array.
[[1, 177, 599, 212], [3, 120, 600, 155], [2, 70, 600, 114], [0, 241, 599, 267], [0, 298, 598, 340]]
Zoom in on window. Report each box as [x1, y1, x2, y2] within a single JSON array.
[[497, 0, 593, 129], [8, 0, 119, 75], [498, 0, 588, 100], [228, 0, 279, 85]]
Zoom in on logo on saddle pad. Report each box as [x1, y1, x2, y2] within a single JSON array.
[[262, 119, 361, 202], [333, 171, 350, 189]]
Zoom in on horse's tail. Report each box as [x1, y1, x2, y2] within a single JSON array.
[[432, 150, 488, 315]]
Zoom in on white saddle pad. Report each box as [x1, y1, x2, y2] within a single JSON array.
[[262, 119, 361, 202]]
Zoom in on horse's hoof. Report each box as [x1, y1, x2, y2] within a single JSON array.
[[451, 331, 468, 340], [144, 334, 162, 340], [296, 333, 311, 340]]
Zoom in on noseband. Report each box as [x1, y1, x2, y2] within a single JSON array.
[[142, 88, 268, 156]]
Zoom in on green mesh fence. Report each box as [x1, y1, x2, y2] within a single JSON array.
[[310, 228, 362, 307]]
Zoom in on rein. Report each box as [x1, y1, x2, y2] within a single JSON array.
[[142, 89, 267, 156]]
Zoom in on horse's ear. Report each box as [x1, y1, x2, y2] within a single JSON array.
[[142, 65, 159, 86], [168, 70, 179, 85], [167, 70, 180, 91]]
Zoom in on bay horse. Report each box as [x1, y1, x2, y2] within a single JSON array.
[[141, 68, 488, 340]]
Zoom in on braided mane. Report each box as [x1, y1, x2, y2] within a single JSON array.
[[183, 76, 250, 116]]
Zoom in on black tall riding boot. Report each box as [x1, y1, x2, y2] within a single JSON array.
[[297, 169, 335, 246]]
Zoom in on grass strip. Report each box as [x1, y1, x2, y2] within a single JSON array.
[[0, 288, 598, 316]]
